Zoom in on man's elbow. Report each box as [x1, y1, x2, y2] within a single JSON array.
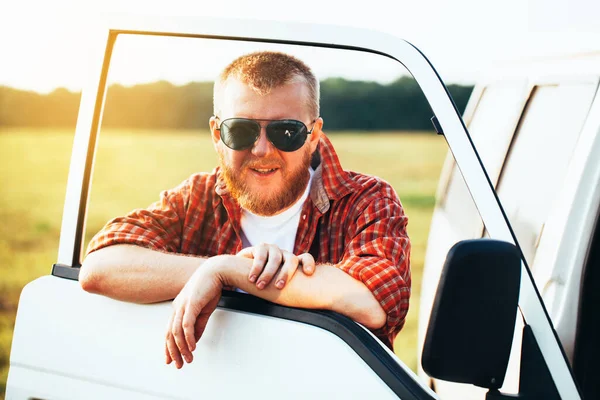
[[360, 304, 387, 330], [79, 253, 105, 294]]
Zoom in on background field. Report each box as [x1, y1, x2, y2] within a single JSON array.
[[0, 128, 448, 397]]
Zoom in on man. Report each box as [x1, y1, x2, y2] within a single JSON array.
[[80, 51, 411, 369]]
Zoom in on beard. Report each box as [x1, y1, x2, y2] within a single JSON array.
[[218, 148, 312, 216]]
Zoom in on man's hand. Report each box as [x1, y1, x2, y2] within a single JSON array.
[[237, 244, 315, 290], [165, 257, 224, 369], [164, 252, 387, 369]]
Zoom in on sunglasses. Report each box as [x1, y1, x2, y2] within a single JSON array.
[[216, 117, 316, 152]]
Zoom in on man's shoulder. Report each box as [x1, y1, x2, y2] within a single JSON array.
[[166, 170, 219, 201], [186, 171, 218, 187], [343, 170, 399, 201], [326, 169, 405, 217]]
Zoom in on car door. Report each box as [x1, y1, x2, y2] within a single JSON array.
[[6, 15, 581, 400]]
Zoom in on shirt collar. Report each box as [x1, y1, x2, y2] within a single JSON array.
[[309, 134, 359, 213]]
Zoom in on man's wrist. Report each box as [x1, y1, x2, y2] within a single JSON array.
[[202, 254, 244, 288]]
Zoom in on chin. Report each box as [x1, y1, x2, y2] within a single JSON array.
[[244, 193, 286, 216], [249, 180, 280, 193], [252, 192, 280, 206]]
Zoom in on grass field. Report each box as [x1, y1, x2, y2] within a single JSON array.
[[0, 127, 448, 397]]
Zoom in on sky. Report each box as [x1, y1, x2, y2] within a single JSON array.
[[1, 0, 600, 93]]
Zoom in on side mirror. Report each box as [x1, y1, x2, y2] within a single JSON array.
[[421, 239, 521, 389]]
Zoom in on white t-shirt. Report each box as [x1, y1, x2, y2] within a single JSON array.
[[240, 168, 314, 252]]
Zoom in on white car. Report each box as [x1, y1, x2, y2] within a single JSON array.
[[6, 15, 583, 400], [418, 52, 600, 400]]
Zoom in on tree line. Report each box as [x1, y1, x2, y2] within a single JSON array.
[[0, 77, 473, 131]]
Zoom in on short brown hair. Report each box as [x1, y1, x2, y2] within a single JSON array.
[[213, 51, 319, 119]]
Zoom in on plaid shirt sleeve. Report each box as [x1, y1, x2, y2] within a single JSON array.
[[336, 193, 411, 347], [86, 178, 193, 255]]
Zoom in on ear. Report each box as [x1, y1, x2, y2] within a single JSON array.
[[307, 117, 323, 154], [209, 116, 221, 145]]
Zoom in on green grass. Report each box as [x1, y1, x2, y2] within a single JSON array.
[[0, 128, 448, 396]]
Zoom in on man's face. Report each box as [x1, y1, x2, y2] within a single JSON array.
[[210, 78, 322, 216]]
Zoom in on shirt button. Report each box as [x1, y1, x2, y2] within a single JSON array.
[[302, 214, 307, 220]]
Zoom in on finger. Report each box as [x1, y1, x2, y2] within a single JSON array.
[[194, 311, 212, 343], [248, 244, 269, 284], [298, 253, 316, 275], [273, 251, 299, 289], [256, 245, 283, 289], [182, 302, 199, 357], [165, 313, 175, 364], [165, 337, 172, 365], [195, 295, 220, 342], [171, 306, 192, 366], [166, 313, 183, 368], [166, 331, 183, 369], [237, 246, 254, 258]]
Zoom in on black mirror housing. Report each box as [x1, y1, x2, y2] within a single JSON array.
[[421, 239, 522, 389]]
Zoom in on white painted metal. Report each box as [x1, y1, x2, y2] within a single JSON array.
[[51, 14, 580, 399], [420, 56, 600, 399], [57, 28, 111, 267], [532, 84, 600, 360], [356, 325, 439, 399], [7, 276, 414, 399], [418, 80, 531, 396]]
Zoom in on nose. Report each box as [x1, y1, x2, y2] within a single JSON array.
[[251, 126, 276, 157]]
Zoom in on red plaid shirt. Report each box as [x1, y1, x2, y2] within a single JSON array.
[[87, 134, 411, 348]]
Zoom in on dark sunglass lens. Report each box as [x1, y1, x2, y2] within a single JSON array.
[[267, 120, 307, 152], [221, 119, 260, 150]]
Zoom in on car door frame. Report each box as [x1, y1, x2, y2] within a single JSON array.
[[49, 14, 580, 399]]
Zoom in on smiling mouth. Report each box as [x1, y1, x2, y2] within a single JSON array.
[[251, 167, 278, 175]]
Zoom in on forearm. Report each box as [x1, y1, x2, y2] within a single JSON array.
[[214, 255, 387, 329], [80, 244, 206, 303]]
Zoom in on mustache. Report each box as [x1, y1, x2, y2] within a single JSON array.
[[243, 158, 284, 169]]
